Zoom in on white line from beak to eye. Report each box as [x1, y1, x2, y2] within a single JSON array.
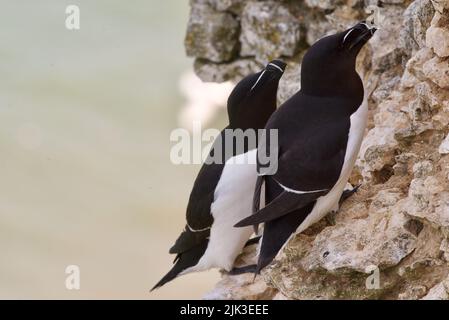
[[250, 70, 266, 91], [343, 28, 355, 44], [268, 63, 284, 73]]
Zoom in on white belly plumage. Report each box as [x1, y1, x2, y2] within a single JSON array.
[[181, 149, 257, 274], [296, 100, 368, 234]]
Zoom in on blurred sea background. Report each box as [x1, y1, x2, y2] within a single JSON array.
[[0, 1, 228, 299]]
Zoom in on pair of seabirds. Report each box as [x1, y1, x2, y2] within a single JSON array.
[[153, 22, 377, 290]]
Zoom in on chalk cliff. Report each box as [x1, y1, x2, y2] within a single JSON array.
[[185, 0, 449, 300]]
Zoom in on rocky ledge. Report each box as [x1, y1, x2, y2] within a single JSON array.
[[185, 0, 449, 300]]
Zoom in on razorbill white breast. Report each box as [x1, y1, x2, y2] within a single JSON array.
[[152, 60, 286, 290], [235, 22, 377, 273]]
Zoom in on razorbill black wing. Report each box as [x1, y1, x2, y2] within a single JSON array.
[[235, 22, 377, 273], [152, 60, 286, 290]]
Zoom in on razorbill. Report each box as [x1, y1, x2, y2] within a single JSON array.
[[152, 60, 286, 290], [235, 22, 377, 273]]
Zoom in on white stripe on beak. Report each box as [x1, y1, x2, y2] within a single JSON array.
[[359, 22, 371, 29], [268, 63, 284, 73]]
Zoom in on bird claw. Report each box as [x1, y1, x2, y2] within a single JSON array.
[[227, 264, 257, 275], [339, 184, 361, 205], [326, 185, 361, 226], [326, 211, 338, 226]]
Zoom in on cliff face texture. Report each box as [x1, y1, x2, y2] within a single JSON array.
[[185, 0, 449, 300]]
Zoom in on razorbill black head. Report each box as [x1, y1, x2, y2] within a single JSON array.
[[301, 22, 376, 97], [227, 59, 286, 130]]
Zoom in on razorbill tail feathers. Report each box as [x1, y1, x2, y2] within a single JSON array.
[[234, 22, 376, 274], [152, 60, 286, 290]]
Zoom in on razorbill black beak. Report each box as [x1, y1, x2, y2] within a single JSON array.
[[343, 21, 377, 51], [266, 59, 287, 73], [250, 59, 286, 92]]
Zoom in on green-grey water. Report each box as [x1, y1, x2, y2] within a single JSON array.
[[0, 1, 219, 299]]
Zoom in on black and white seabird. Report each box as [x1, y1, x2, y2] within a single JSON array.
[[235, 22, 377, 273], [152, 60, 286, 290]]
